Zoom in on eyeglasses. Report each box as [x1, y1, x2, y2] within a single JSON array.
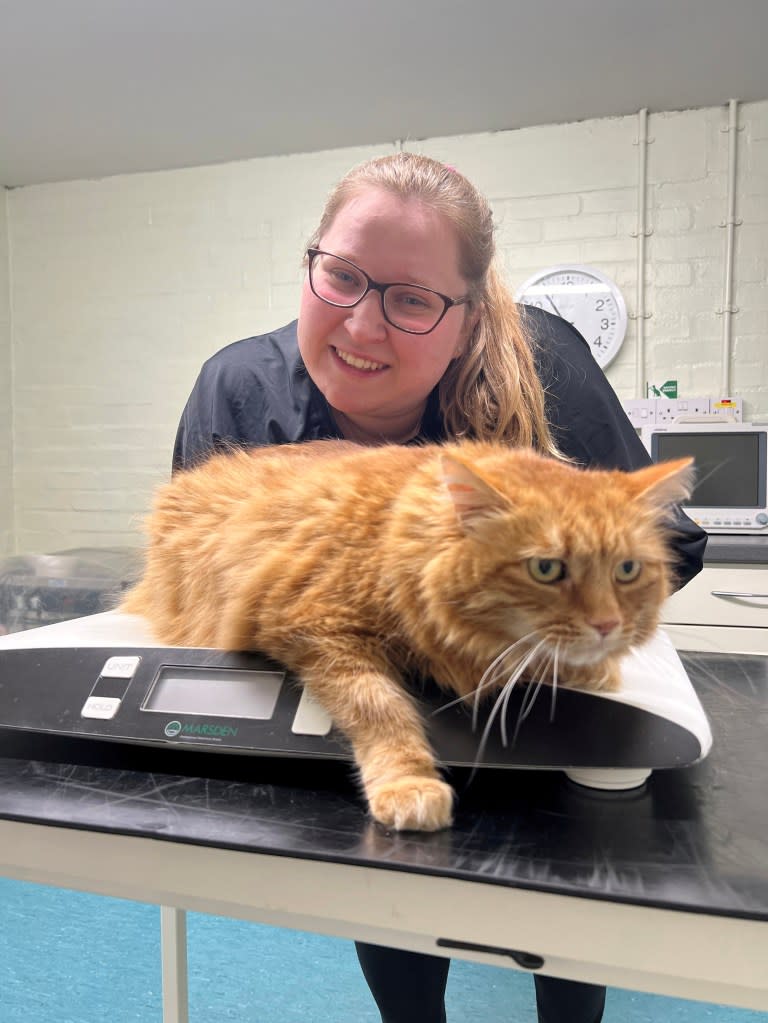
[[307, 248, 470, 335]]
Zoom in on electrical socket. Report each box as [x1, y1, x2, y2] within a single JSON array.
[[620, 396, 744, 426], [623, 399, 656, 426], [654, 398, 710, 423], [709, 398, 743, 421]]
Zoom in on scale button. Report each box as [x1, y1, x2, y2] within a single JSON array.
[[291, 688, 333, 736], [101, 656, 141, 679], [81, 696, 122, 720]]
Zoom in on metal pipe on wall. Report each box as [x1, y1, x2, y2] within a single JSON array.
[[633, 108, 652, 398], [719, 99, 742, 395]]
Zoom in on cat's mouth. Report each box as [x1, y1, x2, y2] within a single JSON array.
[[548, 632, 628, 667], [332, 346, 389, 373]]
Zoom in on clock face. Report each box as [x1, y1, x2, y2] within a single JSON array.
[[515, 265, 628, 369]]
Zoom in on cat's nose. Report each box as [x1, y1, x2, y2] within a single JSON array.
[[589, 618, 621, 638]]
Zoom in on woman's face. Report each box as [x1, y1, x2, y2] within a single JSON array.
[[297, 188, 473, 442]]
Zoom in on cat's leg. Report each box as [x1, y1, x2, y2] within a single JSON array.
[[300, 654, 454, 832]]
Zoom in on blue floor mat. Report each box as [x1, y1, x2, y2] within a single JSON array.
[[1, 880, 765, 1022]]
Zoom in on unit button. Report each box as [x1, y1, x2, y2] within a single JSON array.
[[81, 696, 122, 720], [101, 656, 141, 679]]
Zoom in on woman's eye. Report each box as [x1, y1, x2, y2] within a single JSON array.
[[329, 268, 360, 288], [390, 288, 436, 312], [615, 560, 642, 583], [400, 292, 429, 309], [527, 557, 567, 584]]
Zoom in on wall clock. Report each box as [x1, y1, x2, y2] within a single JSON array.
[[514, 265, 628, 369]]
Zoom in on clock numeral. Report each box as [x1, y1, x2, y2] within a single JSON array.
[[595, 299, 605, 311], [600, 318, 610, 330]]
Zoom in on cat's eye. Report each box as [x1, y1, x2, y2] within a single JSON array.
[[615, 560, 642, 583], [527, 557, 567, 584]]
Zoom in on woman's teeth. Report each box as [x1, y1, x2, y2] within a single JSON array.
[[334, 347, 387, 371]]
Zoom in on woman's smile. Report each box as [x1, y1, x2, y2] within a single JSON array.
[[331, 344, 390, 374]]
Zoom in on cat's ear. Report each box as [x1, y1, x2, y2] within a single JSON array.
[[629, 457, 695, 509], [440, 454, 508, 528]]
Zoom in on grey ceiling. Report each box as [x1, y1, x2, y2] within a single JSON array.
[[2, 0, 768, 188]]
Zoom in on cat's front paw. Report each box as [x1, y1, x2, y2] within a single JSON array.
[[368, 777, 454, 832]]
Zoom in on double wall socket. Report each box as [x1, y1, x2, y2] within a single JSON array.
[[622, 396, 743, 427]]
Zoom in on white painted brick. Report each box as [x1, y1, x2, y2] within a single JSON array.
[[494, 219, 543, 246], [649, 110, 709, 183], [731, 258, 768, 284], [652, 207, 694, 234], [691, 199, 732, 231], [732, 282, 768, 312], [505, 243, 584, 273], [415, 115, 637, 197], [647, 233, 723, 263], [578, 238, 636, 263], [494, 195, 581, 220], [542, 213, 618, 242], [270, 282, 303, 310], [651, 263, 694, 287], [3, 103, 768, 551], [733, 336, 768, 362], [581, 189, 636, 214], [736, 223, 768, 262], [646, 310, 692, 338], [654, 175, 728, 206], [745, 100, 768, 141]]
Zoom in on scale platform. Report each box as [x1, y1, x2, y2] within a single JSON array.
[[0, 612, 712, 791]]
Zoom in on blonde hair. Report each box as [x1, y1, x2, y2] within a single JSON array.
[[309, 152, 558, 455]]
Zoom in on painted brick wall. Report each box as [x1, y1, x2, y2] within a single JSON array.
[[0, 191, 12, 556], [3, 101, 768, 553]]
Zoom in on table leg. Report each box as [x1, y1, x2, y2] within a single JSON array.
[[161, 905, 190, 1023]]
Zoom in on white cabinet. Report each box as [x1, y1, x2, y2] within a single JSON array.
[[662, 563, 768, 655]]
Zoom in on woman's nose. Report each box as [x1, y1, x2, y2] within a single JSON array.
[[344, 290, 388, 342]]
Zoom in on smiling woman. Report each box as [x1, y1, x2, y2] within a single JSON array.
[[166, 150, 707, 1023], [297, 188, 476, 444]]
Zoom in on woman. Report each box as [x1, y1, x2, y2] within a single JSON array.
[[173, 153, 706, 1023]]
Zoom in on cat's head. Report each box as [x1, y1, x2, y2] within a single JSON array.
[[434, 448, 694, 677]]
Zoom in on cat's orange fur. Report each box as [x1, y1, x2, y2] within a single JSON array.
[[123, 440, 692, 831]]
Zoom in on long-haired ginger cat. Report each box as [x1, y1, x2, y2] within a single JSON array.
[[123, 440, 692, 832]]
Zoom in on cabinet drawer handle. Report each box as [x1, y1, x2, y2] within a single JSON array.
[[711, 590, 768, 604]]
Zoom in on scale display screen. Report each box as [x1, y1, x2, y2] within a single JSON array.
[[142, 665, 285, 720]]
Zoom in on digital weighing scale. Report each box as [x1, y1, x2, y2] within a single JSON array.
[[0, 611, 712, 791]]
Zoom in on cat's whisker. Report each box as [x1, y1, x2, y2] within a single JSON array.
[[429, 644, 534, 719], [428, 643, 537, 718], [427, 638, 541, 720], [473, 638, 548, 758], [550, 644, 560, 722], [499, 641, 552, 747], [470, 630, 547, 729], [476, 630, 546, 691], [509, 644, 555, 747]]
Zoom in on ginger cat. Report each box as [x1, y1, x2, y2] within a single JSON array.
[[123, 440, 692, 832]]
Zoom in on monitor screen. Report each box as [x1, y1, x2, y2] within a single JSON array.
[[653, 431, 764, 508]]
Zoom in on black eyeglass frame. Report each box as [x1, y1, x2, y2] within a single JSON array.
[[306, 248, 471, 335]]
